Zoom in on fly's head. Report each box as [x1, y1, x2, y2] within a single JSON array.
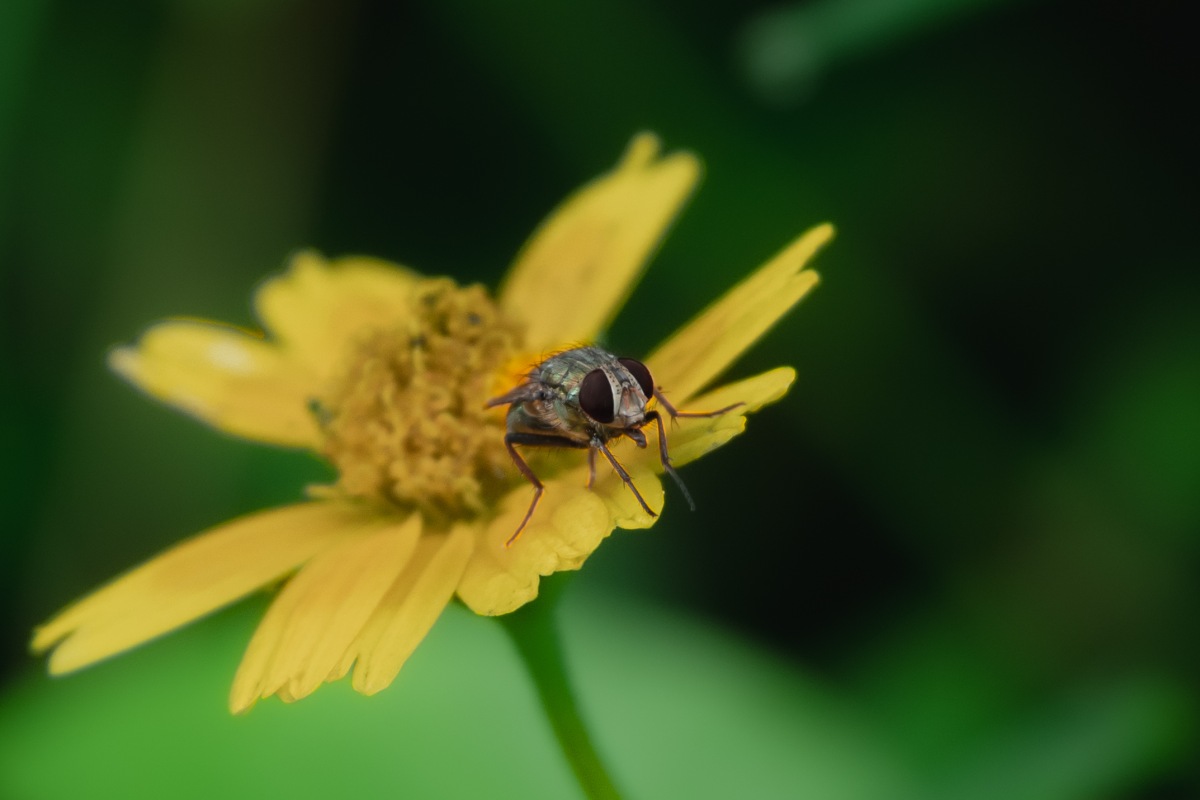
[[575, 354, 656, 433]]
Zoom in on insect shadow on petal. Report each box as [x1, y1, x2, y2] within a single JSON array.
[[486, 346, 741, 547]]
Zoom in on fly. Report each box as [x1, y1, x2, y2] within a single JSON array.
[[487, 345, 739, 547]]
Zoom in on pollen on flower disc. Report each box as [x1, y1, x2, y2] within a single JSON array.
[[319, 279, 524, 521]]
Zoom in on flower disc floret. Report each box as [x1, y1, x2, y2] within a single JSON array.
[[320, 278, 523, 520]]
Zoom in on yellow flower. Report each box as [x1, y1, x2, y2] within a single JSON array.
[[31, 133, 832, 713]]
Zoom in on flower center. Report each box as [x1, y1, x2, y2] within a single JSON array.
[[319, 278, 524, 522]]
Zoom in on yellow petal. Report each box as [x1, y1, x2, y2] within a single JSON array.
[[658, 367, 796, 468], [499, 133, 701, 351], [33, 502, 364, 674], [109, 321, 321, 448], [647, 224, 832, 404], [457, 461, 663, 617], [347, 524, 475, 695], [228, 515, 420, 712], [254, 251, 420, 382]]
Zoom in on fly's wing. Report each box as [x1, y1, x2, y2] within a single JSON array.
[[486, 382, 541, 408]]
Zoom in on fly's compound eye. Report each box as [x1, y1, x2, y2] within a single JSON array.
[[579, 369, 615, 423], [618, 358, 655, 401]]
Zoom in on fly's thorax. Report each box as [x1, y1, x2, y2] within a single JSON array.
[[533, 346, 615, 391]]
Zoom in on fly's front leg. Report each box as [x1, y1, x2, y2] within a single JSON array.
[[643, 391, 739, 512], [648, 388, 740, 509], [503, 432, 589, 547], [644, 410, 695, 511], [594, 437, 657, 519]]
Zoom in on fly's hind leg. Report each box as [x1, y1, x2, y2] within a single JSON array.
[[503, 432, 589, 547]]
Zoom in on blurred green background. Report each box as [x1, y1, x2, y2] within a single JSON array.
[[2, 0, 1196, 797]]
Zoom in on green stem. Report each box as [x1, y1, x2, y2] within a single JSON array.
[[499, 573, 623, 800]]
